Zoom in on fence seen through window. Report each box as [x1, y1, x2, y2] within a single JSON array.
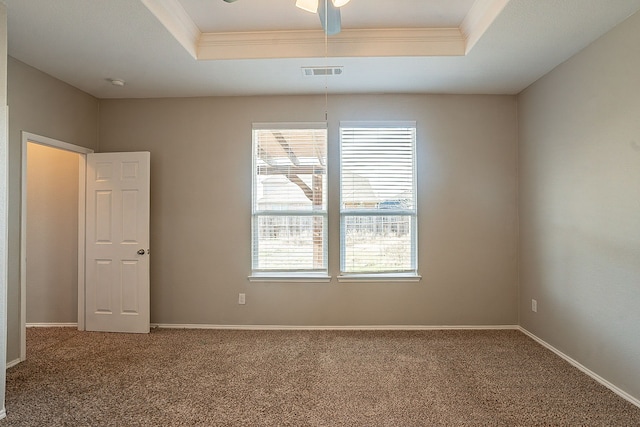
[[252, 124, 327, 273]]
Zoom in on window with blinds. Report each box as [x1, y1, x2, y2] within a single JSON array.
[[340, 122, 417, 275], [252, 123, 328, 274]]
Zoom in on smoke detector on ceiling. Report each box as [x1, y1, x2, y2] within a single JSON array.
[[108, 78, 125, 87], [301, 66, 344, 77]]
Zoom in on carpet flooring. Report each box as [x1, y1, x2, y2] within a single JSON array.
[[4, 328, 640, 426]]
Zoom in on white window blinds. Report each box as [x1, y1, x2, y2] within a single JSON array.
[[252, 123, 327, 273], [340, 122, 417, 274]]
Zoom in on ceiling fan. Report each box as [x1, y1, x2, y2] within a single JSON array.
[[222, 0, 352, 36]]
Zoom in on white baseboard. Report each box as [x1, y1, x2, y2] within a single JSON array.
[[0, 408, 5, 420], [519, 327, 640, 409], [153, 323, 520, 331], [26, 323, 78, 328], [6, 358, 21, 369]]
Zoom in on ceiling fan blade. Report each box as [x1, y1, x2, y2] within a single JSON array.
[[318, 0, 341, 35], [296, 0, 319, 13]]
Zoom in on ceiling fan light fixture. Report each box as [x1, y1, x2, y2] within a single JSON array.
[[296, 0, 318, 13], [332, 0, 351, 7]]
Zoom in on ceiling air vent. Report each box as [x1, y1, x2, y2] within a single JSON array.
[[301, 66, 344, 77]]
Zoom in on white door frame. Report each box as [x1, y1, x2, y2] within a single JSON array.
[[19, 131, 93, 361]]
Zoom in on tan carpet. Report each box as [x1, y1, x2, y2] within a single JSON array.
[[4, 328, 640, 426]]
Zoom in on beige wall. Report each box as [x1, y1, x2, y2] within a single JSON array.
[[4, 59, 518, 359], [6, 57, 99, 363], [518, 12, 640, 400], [99, 94, 518, 327], [26, 143, 79, 324]]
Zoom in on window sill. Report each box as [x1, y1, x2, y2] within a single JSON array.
[[248, 273, 332, 283], [337, 273, 422, 283]]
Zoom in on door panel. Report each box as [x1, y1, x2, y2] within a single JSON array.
[[85, 152, 150, 333]]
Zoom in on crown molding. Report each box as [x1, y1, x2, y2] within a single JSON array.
[[141, 0, 200, 58], [198, 28, 465, 60], [461, 0, 511, 54], [142, 0, 511, 60]]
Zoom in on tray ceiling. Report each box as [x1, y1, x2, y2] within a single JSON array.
[[5, 0, 640, 98]]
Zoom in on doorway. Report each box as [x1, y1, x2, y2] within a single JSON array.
[[19, 132, 93, 361]]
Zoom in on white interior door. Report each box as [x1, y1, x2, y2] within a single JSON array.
[[85, 152, 150, 333]]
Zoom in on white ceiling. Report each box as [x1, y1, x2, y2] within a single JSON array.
[[5, 0, 640, 99]]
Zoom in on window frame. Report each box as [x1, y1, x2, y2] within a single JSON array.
[[249, 122, 330, 282], [338, 121, 420, 281]]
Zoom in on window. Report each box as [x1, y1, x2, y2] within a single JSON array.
[[340, 122, 417, 276], [251, 123, 328, 278]]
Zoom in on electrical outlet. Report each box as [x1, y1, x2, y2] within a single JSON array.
[[238, 293, 246, 305], [531, 299, 537, 313]]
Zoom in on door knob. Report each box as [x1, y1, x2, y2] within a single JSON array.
[[137, 249, 146, 255]]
